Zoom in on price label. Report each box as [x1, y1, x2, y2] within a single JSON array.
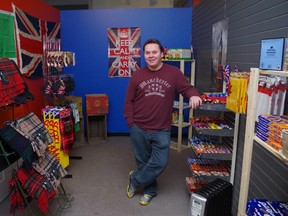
[[191, 199, 202, 216]]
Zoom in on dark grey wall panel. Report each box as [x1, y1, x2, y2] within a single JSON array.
[[226, 0, 288, 72], [249, 143, 288, 200], [192, 0, 288, 215]]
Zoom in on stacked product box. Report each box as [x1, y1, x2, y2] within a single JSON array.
[[256, 115, 288, 151]]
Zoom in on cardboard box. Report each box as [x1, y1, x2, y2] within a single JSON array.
[[86, 94, 108, 115]]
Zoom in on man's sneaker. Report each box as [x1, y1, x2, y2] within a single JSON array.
[[126, 171, 136, 198], [139, 194, 153, 206]]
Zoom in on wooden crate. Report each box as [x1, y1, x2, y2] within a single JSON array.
[[86, 114, 107, 144]]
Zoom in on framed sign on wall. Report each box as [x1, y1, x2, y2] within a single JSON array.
[[107, 27, 141, 78], [259, 37, 286, 71]]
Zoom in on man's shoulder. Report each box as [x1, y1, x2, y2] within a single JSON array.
[[163, 62, 180, 70], [162, 63, 182, 74], [133, 66, 148, 75]]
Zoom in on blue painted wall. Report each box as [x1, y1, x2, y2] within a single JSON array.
[[60, 8, 192, 133]]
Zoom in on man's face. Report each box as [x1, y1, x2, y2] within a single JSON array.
[[144, 43, 164, 71]]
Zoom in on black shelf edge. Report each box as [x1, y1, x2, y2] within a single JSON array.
[[199, 103, 230, 111], [193, 174, 230, 182], [194, 128, 235, 137], [191, 149, 233, 160]]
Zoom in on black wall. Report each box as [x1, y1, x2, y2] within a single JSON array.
[[192, 0, 288, 215]]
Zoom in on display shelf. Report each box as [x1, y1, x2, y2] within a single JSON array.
[[189, 102, 240, 185], [164, 59, 195, 152], [254, 136, 288, 165], [237, 68, 288, 216], [257, 70, 288, 77], [254, 136, 288, 164], [191, 174, 230, 183], [189, 136, 233, 160], [185, 176, 209, 195], [199, 103, 229, 111], [193, 128, 234, 137], [191, 149, 233, 160], [187, 157, 231, 183]]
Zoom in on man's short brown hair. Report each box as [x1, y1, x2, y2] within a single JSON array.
[[143, 39, 164, 53]]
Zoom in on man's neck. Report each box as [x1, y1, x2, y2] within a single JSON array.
[[148, 62, 163, 71]]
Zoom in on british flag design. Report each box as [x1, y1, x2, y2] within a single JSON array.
[[13, 5, 60, 78], [108, 27, 141, 78]]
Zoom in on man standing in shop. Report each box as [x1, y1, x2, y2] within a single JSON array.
[[124, 39, 202, 205]]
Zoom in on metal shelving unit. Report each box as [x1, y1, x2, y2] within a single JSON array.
[[190, 103, 240, 185]]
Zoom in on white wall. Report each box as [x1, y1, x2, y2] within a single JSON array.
[[44, 0, 174, 9], [90, 0, 174, 9]]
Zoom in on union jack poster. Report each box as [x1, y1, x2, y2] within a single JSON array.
[[108, 27, 141, 78], [13, 5, 60, 78]]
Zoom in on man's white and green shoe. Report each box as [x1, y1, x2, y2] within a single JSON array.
[[126, 171, 136, 198], [139, 194, 153, 206]]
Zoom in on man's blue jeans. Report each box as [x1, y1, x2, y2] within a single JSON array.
[[130, 124, 171, 196]]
